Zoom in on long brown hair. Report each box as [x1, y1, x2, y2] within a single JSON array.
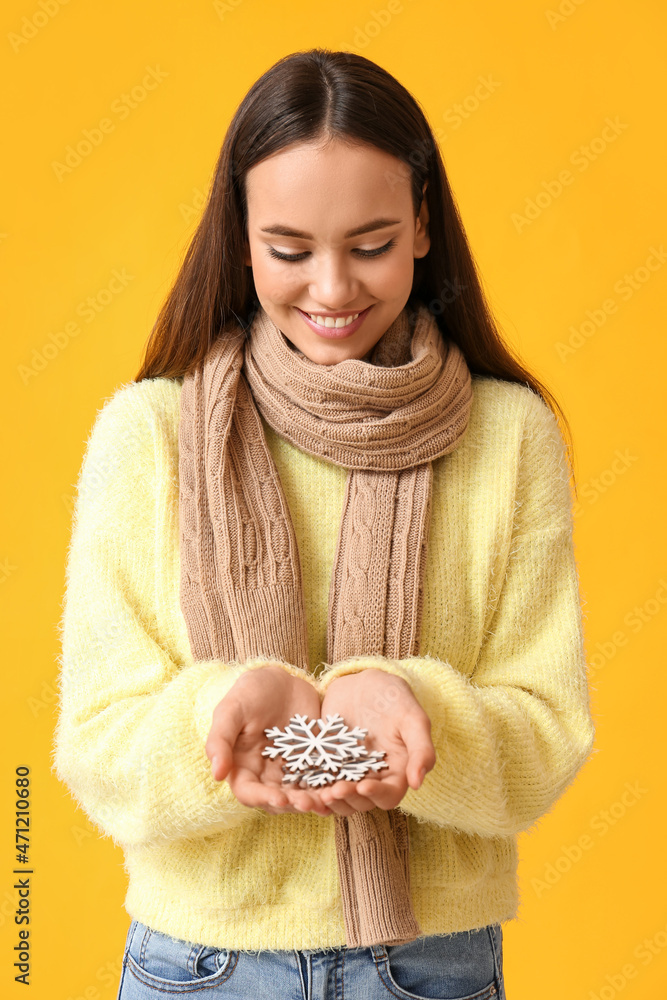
[[135, 47, 576, 488]]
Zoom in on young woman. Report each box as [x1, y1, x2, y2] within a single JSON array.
[[53, 48, 596, 1000]]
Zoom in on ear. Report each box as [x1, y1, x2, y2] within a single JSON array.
[[414, 181, 430, 260]]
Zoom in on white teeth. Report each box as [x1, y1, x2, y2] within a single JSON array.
[[307, 312, 360, 328]]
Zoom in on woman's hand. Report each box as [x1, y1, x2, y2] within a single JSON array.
[[205, 664, 334, 817], [314, 669, 437, 817]]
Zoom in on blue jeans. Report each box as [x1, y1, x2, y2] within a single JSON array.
[[117, 918, 506, 999]]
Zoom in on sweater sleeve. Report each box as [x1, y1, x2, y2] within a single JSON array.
[[316, 390, 596, 838], [51, 381, 314, 849]]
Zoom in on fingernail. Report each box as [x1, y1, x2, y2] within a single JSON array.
[[419, 768, 426, 785], [211, 756, 219, 773]]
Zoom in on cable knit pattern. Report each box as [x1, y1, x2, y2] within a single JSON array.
[[243, 302, 471, 466], [179, 328, 310, 670], [51, 365, 596, 952], [177, 302, 472, 948], [329, 465, 432, 663]]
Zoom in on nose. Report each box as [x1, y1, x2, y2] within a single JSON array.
[[307, 251, 359, 310]]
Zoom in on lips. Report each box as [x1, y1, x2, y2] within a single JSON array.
[[295, 305, 373, 339]]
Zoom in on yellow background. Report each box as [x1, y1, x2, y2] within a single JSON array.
[[2, 1, 665, 997]]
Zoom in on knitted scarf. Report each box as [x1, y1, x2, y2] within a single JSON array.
[[178, 300, 473, 947]]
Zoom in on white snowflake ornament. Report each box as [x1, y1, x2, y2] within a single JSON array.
[[262, 712, 389, 787]]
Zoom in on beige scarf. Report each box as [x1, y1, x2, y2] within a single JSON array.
[[178, 300, 473, 947]]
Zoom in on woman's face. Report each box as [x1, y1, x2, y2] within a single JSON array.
[[243, 138, 430, 365]]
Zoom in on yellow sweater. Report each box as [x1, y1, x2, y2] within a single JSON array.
[[52, 372, 596, 950]]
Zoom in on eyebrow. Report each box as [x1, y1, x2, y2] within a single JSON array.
[[259, 217, 403, 240]]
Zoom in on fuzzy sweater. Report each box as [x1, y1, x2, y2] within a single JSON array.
[[52, 372, 596, 950]]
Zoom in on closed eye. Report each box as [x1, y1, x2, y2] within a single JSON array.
[[266, 237, 398, 263]]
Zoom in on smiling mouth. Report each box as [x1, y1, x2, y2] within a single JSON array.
[[294, 305, 374, 339], [298, 307, 370, 329]]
